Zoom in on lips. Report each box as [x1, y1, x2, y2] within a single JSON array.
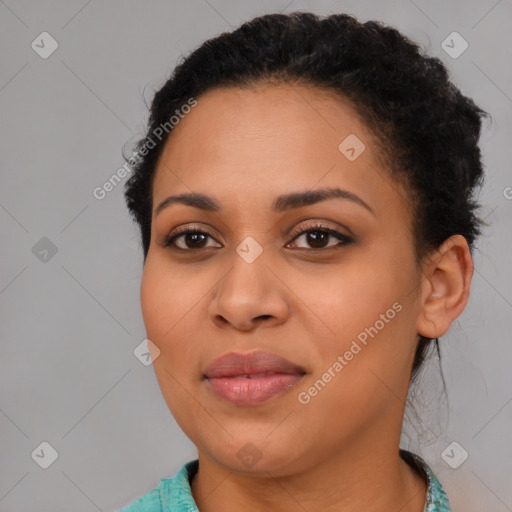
[[204, 351, 306, 406], [204, 351, 305, 378]]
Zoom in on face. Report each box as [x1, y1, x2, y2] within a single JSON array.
[[140, 84, 426, 477]]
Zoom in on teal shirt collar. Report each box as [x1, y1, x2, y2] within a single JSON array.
[[400, 450, 451, 511], [159, 460, 199, 512], [120, 450, 451, 511]]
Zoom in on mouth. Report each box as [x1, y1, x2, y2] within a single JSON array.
[[203, 351, 306, 406], [226, 372, 288, 379]]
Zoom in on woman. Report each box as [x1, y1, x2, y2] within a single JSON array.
[[119, 11, 486, 511]]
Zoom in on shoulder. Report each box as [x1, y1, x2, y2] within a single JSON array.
[[116, 460, 199, 512], [117, 487, 162, 512]]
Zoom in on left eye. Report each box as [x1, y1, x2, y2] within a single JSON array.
[[286, 227, 352, 250]]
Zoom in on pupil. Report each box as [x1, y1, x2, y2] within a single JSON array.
[[187, 233, 207, 248], [308, 231, 327, 248]]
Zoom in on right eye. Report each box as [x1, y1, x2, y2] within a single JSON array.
[[162, 228, 223, 251]]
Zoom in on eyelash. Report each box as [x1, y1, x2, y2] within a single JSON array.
[[161, 221, 353, 252]]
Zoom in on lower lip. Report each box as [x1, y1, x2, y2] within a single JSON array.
[[206, 373, 304, 406]]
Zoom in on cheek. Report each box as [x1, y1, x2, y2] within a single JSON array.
[[140, 262, 207, 416], [297, 252, 419, 389], [140, 258, 204, 351], [296, 259, 405, 345]]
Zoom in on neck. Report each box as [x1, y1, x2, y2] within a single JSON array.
[[191, 435, 427, 512]]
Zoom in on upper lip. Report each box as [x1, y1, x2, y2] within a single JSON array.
[[204, 350, 306, 379]]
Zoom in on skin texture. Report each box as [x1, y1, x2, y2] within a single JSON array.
[[140, 84, 474, 512]]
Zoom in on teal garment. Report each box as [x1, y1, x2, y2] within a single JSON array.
[[400, 449, 451, 512], [118, 450, 451, 511]]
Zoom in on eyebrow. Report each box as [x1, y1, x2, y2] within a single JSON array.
[[154, 186, 375, 216]]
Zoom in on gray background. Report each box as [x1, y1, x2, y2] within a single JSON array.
[[0, 0, 511, 510]]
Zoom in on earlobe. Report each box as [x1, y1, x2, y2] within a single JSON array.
[[416, 235, 474, 339]]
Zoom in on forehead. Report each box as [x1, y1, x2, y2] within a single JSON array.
[[151, 84, 411, 220], [157, 84, 373, 165]]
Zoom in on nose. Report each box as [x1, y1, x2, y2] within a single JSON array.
[[209, 248, 290, 331]]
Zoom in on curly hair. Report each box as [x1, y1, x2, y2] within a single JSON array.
[[124, 11, 487, 381]]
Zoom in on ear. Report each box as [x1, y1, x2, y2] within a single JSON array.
[[416, 234, 474, 339]]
